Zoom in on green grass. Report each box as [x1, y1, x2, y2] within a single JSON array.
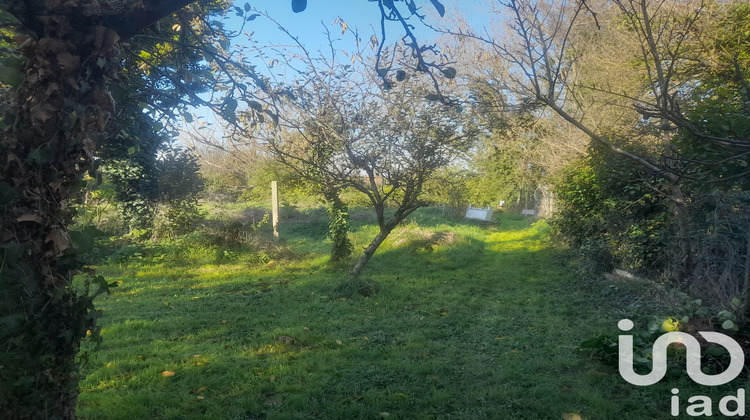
[[77, 207, 746, 419]]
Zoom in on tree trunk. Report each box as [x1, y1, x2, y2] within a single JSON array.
[[0, 2, 197, 418], [349, 227, 393, 280], [0, 21, 120, 420], [669, 183, 694, 283]]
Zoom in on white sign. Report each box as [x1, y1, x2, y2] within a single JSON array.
[[465, 206, 493, 221]]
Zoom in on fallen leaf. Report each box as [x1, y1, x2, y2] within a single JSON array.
[[56, 52, 80, 71], [196, 396, 204, 400], [562, 414, 583, 420], [196, 386, 207, 393], [336, 340, 343, 345], [45, 229, 70, 253], [161, 370, 175, 377]]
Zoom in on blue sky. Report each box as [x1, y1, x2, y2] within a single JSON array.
[[228, 1, 493, 56], [181, 1, 495, 138]]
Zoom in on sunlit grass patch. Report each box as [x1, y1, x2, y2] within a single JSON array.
[[77, 206, 731, 419]]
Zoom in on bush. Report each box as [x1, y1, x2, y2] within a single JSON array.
[[551, 146, 674, 278], [151, 146, 205, 239]]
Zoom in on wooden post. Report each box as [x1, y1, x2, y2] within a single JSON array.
[[271, 180, 279, 240]]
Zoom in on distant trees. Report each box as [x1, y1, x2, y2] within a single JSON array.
[[450, 0, 749, 305]]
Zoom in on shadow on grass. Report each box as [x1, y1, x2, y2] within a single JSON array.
[[79, 211, 714, 420]]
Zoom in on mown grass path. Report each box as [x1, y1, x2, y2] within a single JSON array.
[[77, 210, 721, 419]]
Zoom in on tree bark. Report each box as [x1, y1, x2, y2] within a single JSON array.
[[0, 32, 109, 419], [0, 1, 192, 418], [349, 226, 394, 280], [669, 183, 694, 283]]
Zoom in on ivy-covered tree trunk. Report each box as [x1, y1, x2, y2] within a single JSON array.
[[0, 20, 121, 418], [323, 188, 353, 263], [0, 1, 193, 417]]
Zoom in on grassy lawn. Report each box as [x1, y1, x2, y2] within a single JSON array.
[[77, 207, 744, 419]]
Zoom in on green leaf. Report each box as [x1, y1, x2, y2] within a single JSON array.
[[704, 346, 727, 357], [26, 148, 50, 164], [264, 109, 279, 126], [425, 93, 443, 102], [0, 56, 23, 88], [183, 112, 193, 123], [292, 0, 307, 13], [0, 243, 24, 265], [247, 100, 263, 112], [722, 319, 736, 330], [224, 97, 238, 115], [70, 226, 104, 254], [244, 2, 251, 12], [441, 67, 457, 79], [430, 0, 445, 17], [0, 182, 18, 206], [731, 298, 741, 309], [247, 14, 260, 21], [396, 70, 406, 82]]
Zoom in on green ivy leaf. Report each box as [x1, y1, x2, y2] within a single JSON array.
[[0, 56, 23, 88], [0, 182, 18, 206]]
